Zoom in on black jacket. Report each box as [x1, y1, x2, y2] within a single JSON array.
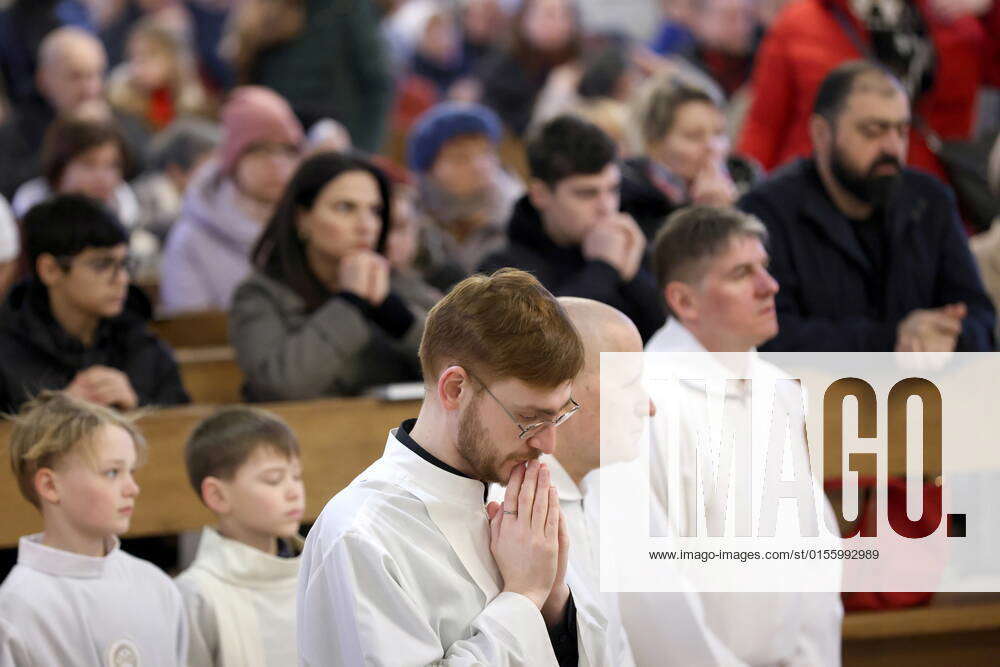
[[0, 280, 190, 412], [479, 196, 666, 341], [619, 157, 683, 241], [620, 155, 763, 241], [738, 158, 995, 351]]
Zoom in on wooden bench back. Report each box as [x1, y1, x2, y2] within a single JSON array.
[[175, 346, 244, 404], [151, 311, 230, 348], [0, 398, 422, 548]]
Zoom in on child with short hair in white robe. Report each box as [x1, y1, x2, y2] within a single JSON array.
[[0, 391, 188, 666], [175, 406, 305, 666]]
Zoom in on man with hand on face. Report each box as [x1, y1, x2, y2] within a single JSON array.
[[738, 60, 995, 352], [480, 115, 666, 342], [297, 269, 609, 665]]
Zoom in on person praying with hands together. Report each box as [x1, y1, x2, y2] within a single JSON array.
[[480, 115, 666, 342], [297, 269, 611, 665], [230, 152, 439, 401], [488, 460, 571, 631], [620, 75, 752, 241]]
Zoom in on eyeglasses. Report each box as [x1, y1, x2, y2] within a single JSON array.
[[467, 370, 581, 440], [58, 254, 137, 282]]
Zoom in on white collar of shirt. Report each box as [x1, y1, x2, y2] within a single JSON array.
[[377, 429, 501, 597], [383, 427, 487, 509], [646, 318, 708, 354], [190, 527, 302, 589], [646, 319, 761, 400], [17, 533, 120, 579]]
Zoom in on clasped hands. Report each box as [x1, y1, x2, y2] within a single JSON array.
[[486, 460, 571, 629]]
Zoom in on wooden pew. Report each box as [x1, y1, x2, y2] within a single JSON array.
[[175, 346, 244, 404], [842, 595, 1000, 666], [3, 396, 996, 663], [0, 398, 422, 548], [0, 397, 943, 545], [151, 310, 230, 348]]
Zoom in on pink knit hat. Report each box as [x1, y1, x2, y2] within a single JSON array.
[[219, 86, 304, 174]]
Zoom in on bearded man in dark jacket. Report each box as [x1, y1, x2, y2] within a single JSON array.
[[739, 62, 994, 352]]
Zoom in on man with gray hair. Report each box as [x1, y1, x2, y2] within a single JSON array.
[[644, 204, 843, 666], [648, 205, 778, 353], [0, 26, 147, 199]]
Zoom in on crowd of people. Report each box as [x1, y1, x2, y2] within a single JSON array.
[[0, 0, 999, 665]]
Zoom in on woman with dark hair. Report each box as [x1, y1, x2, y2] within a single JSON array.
[[477, 0, 582, 136], [230, 151, 438, 401], [11, 116, 138, 225]]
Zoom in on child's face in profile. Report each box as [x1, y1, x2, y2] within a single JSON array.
[[49, 424, 140, 540], [223, 447, 305, 540]]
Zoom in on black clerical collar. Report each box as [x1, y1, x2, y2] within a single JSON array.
[[397, 419, 491, 502], [397, 418, 475, 480]]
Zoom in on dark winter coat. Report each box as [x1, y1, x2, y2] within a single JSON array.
[[479, 195, 666, 341], [0, 280, 190, 412], [738, 158, 995, 351]]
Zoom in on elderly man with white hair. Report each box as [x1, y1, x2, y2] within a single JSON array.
[[0, 26, 147, 199]]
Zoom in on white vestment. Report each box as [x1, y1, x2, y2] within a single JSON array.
[[498, 456, 744, 667], [515, 455, 635, 667], [644, 320, 843, 667], [0, 533, 188, 667], [175, 527, 302, 667], [297, 427, 608, 666]]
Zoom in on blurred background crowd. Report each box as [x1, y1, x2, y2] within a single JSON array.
[[0, 0, 997, 401]]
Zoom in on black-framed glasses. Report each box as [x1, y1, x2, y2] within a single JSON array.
[[467, 370, 581, 440], [57, 254, 137, 282]]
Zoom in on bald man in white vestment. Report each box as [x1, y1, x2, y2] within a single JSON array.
[[506, 297, 742, 667]]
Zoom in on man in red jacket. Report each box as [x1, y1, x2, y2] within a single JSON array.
[[738, 0, 987, 182]]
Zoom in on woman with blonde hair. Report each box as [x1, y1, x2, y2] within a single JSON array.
[[108, 18, 213, 131]]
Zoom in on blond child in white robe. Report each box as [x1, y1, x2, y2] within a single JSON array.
[[0, 391, 188, 666], [174, 406, 306, 667]]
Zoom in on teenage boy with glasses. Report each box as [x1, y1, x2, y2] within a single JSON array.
[[0, 195, 189, 412], [298, 268, 611, 666]]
